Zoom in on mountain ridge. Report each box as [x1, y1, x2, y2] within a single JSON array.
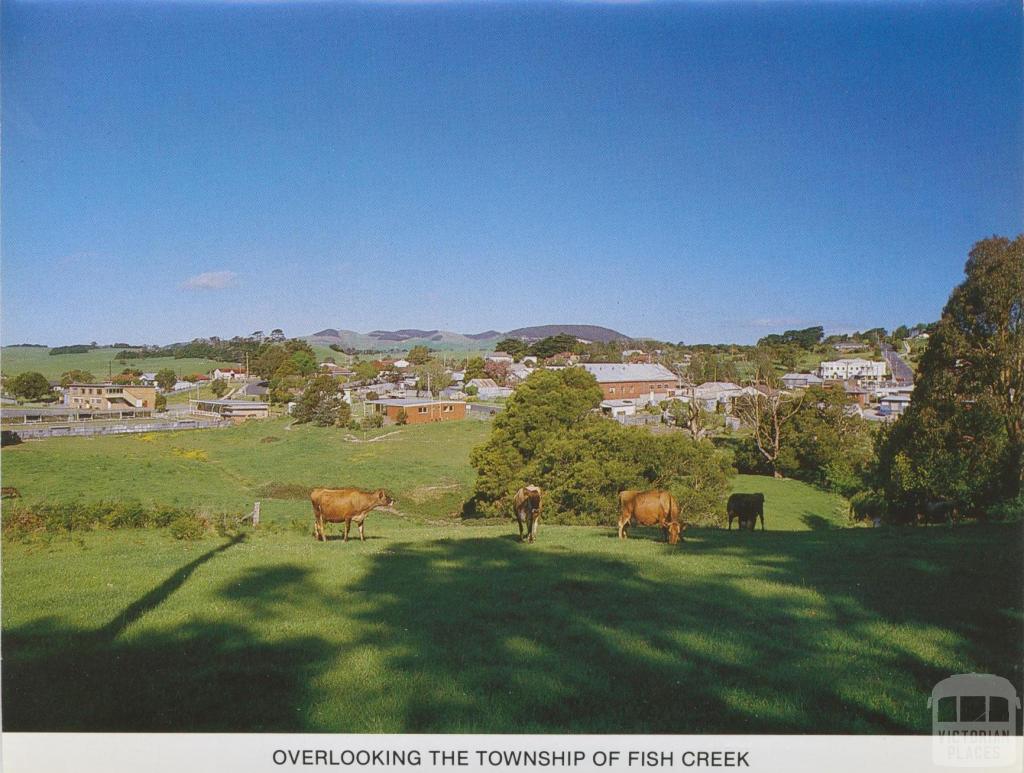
[[305, 324, 633, 351]]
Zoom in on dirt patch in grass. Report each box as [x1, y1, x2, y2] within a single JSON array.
[[260, 436, 281, 444], [257, 482, 313, 500], [406, 482, 463, 504]]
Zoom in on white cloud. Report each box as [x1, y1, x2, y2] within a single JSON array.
[[182, 271, 239, 290]]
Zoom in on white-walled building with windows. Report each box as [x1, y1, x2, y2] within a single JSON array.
[[817, 358, 887, 381]]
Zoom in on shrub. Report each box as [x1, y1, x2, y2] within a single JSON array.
[[396, 408, 408, 425], [104, 499, 149, 529], [988, 495, 1024, 522], [168, 512, 207, 540]]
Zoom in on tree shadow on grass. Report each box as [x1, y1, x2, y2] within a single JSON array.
[[339, 527, 1023, 734], [2, 537, 332, 732], [800, 512, 838, 530], [3, 526, 1021, 734]]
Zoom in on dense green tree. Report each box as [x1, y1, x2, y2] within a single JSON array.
[[407, 345, 432, 365], [155, 368, 177, 392], [7, 372, 53, 401], [469, 368, 604, 512], [413, 360, 451, 396], [293, 375, 350, 427], [528, 334, 581, 359], [878, 235, 1023, 509], [774, 386, 875, 495], [757, 326, 824, 350], [493, 338, 528, 359], [353, 360, 381, 382], [463, 357, 487, 381], [210, 379, 231, 398]]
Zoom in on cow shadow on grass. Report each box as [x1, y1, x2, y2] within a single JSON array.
[[338, 527, 1023, 734]]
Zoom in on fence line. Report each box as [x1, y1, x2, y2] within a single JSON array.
[[8, 419, 231, 440]]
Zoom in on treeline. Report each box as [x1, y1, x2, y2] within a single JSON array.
[[49, 344, 93, 355]]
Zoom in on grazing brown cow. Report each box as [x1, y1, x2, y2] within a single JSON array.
[[513, 485, 543, 543], [618, 489, 684, 544], [1, 486, 21, 499], [311, 487, 395, 542]]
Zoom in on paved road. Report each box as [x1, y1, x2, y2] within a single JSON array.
[[881, 344, 914, 384]]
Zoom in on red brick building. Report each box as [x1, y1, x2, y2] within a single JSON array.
[[367, 397, 466, 425]]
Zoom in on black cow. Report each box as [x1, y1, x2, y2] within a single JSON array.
[[917, 499, 959, 527], [727, 493, 765, 531]]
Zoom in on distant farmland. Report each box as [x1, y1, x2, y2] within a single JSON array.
[[0, 346, 241, 381]]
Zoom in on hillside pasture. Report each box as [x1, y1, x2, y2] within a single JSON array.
[[1, 419, 1021, 733], [0, 346, 242, 382]]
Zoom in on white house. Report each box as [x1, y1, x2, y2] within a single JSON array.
[[212, 367, 247, 381], [485, 352, 514, 364], [393, 359, 411, 369], [817, 359, 887, 381], [600, 399, 637, 418]]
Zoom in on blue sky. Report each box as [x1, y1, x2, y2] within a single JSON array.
[[2, 0, 1020, 346]]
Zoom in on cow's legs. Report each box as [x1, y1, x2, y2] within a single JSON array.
[[618, 518, 628, 540], [344, 520, 351, 542], [358, 521, 365, 541], [727, 513, 733, 530], [516, 515, 525, 542], [528, 514, 539, 543]]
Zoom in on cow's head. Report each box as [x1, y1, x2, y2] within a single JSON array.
[[666, 521, 684, 544], [377, 489, 395, 508]]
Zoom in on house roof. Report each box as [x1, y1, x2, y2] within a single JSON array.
[[781, 372, 823, 383], [467, 378, 500, 389], [192, 399, 268, 407], [487, 352, 513, 359], [582, 363, 677, 383], [367, 398, 466, 407]]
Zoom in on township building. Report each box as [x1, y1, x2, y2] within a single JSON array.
[[190, 399, 269, 422], [65, 383, 157, 411], [366, 397, 467, 425], [818, 358, 887, 381], [780, 372, 825, 390], [581, 363, 679, 405], [212, 368, 247, 381]]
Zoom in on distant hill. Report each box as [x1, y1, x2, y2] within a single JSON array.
[[501, 325, 631, 343], [305, 324, 633, 351]]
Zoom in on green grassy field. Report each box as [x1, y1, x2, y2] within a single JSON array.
[[2, 420, 1021, 733], [0, 346, 240, 381]]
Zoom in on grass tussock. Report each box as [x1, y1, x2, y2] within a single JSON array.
[[260, 436, 281, 444], [171, 447, 209, 462]]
